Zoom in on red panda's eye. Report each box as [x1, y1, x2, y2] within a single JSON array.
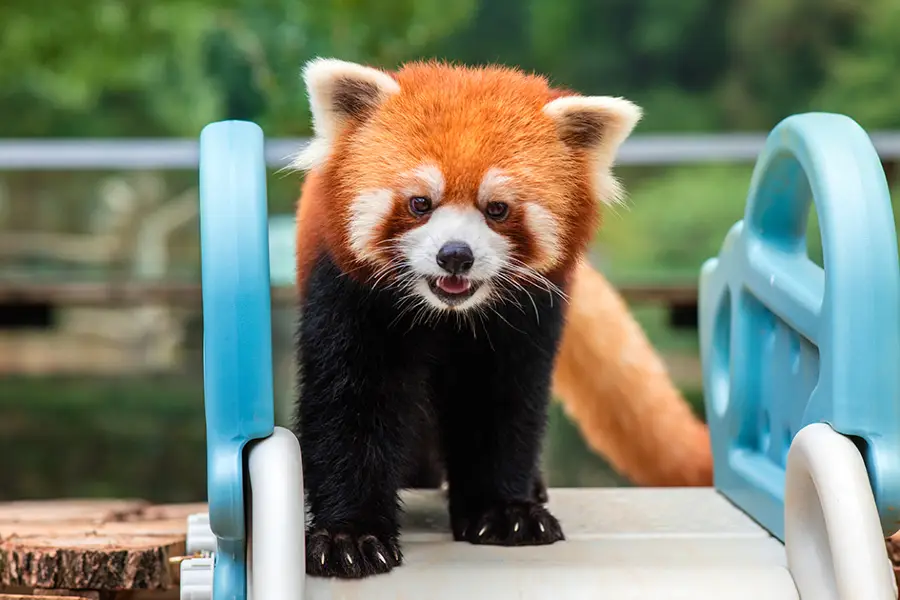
[[409, 196, 432, 216], [485, 201, 509, 221]]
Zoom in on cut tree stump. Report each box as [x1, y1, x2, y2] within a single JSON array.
[[0, 534, 183, 590], [0, 500, 195, 594]]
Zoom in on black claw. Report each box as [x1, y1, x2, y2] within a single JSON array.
[[305, 528, 401, 578], [452, 502, 564, 546]]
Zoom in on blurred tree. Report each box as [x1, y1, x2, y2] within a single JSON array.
[[526, 0, 732, 131], [1, 0, 892, 137], [209, 0, 477, 134], [0, 1, 227, 136], [719, 0, 860, 129], [813, 0, 900, 129], [0, 0, 476, 137], [425, 0, 732, 131]]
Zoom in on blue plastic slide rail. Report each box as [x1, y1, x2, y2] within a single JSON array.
[[198, 120, 276, 600], [699, 112, 900, 540]]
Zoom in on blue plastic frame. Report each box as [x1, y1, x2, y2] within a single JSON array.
[[699, 112, 900, 540], [198, 120, 275, 600]]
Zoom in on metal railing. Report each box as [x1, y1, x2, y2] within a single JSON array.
[[2, 131, 900, 170]]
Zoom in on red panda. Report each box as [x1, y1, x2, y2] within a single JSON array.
[[290, 57, 711, 580]]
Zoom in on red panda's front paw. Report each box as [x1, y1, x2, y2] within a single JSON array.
[[452, 501, 565, 546], [305, 528, 402, 578]]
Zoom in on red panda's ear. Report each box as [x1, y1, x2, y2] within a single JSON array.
[[543, 95, 641, 157], [543, 95, 642, 204], [291, 58, 400, 171]]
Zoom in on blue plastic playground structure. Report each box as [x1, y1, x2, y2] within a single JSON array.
[[187, 112, 900, 600], [700, 113, 900, 539], [197, 122, 275, 600]]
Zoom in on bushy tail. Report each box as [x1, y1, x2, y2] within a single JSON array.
[[551, 260, 713, 487]]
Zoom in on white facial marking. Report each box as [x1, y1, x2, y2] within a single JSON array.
[[400, 205, 510, 310], [524, 202, 562, 270], [478, 167, 561, 270], [347, 188, 394, 257], [406, 164, 445, 203], [477, 167, 513, 206]]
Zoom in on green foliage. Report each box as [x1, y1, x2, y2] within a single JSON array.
[[4, 0, 895, 138], [0, 1, 228, 136], [719, 0, 861, 129], [813, 0, 900, 129], [0, 0, 477, 137], [599, 165, 754, 280]]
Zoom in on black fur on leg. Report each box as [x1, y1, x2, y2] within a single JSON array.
[[294, 252, 567, 578], [532, 471, 549, 504], [294, 254, 437, 578], [431, 283, 567, 547]]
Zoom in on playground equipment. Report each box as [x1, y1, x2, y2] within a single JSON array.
[[180, 112, 900, 599]]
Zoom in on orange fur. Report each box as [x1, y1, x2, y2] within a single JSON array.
[[296, 61, 601, 290], [294, 59, 713, 487], [552, 261, 713, 486]]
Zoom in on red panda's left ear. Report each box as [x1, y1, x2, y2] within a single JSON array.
[[291, 57, 400, 171], [543, 95, 642, 159], [543, 95, 642, 205]]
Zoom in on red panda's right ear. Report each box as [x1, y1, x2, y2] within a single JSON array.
[[291, 58, 400, 172]]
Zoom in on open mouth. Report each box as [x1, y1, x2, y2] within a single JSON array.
[[426, 275, 481, 305]]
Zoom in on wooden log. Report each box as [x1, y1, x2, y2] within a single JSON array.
[[0, 534, 183, 590], [0, 500, 195, 591]]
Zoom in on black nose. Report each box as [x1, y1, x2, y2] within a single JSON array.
[[436, 241, 474, 274]]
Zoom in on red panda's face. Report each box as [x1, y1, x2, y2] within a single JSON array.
[[293, 59, 641, 312]]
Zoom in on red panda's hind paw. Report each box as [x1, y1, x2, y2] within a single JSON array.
[[453, 501, 564, 546], [305, 528, 402, 578]]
